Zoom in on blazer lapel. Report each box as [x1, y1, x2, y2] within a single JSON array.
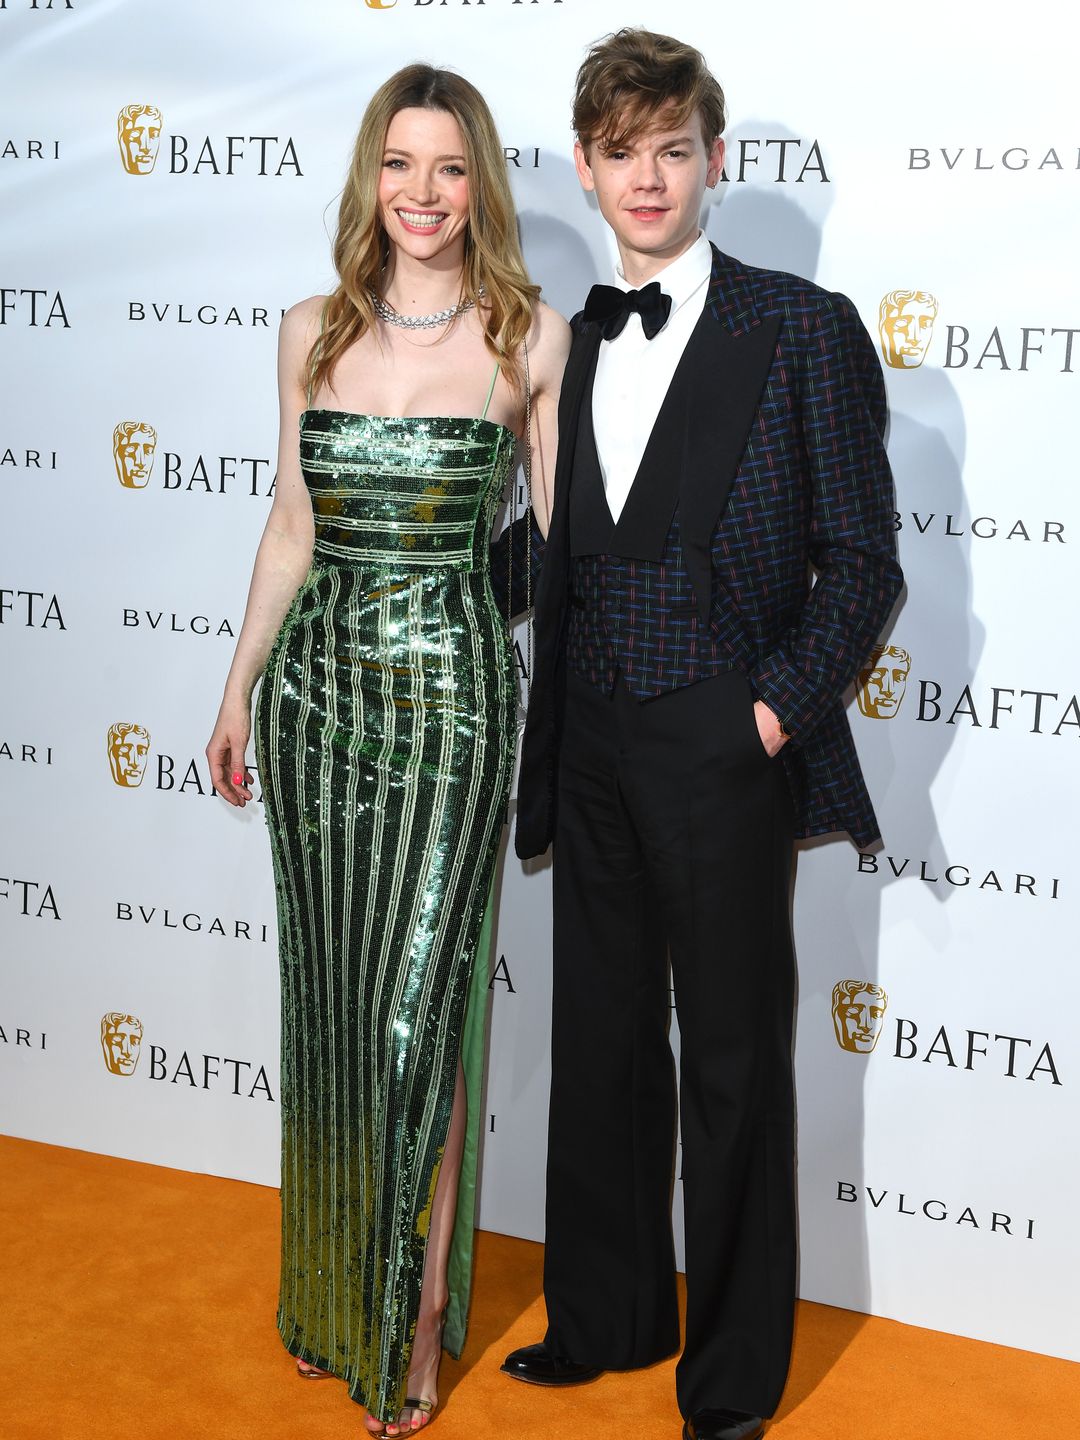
[[679, 246, 781, 621], [607, 308, 711, 560]]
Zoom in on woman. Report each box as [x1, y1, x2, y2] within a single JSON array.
[[206, 65, 568, 1435]]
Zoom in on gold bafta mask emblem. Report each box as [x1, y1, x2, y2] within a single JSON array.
[[832, 981, 889, 1054], [113, 420, 157, 488], [117, 104, 163, 175], [108, 723, 151, 788], [878, 290, 939, 369], [365, 0, 398, 8], [857, 645, 911, 719], [101, 1012, 144, 1075]]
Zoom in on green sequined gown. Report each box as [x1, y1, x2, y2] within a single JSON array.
[[255, 404, 517, 1422]]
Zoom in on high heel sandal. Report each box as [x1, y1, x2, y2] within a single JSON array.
[[383, 1309, 444, 1435], [392, 1397, 435, 1434]]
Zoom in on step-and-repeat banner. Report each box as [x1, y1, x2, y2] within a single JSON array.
[[2, 0, 1077, 1365]]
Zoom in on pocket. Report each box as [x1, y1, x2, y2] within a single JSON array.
[[734, 674, 772, 764]]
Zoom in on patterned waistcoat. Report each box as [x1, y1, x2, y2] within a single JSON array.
[[567, 335, 739, 698]]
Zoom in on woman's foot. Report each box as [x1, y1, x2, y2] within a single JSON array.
[[384, 1309, 445, 1435], [296, 1357, 335, 1379]]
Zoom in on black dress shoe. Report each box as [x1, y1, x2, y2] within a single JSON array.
[[500, 1340, 604, 1386], [683, 1409, 764, 1440]]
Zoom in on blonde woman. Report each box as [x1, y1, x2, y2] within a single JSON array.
[[206, 65, 567, 1435]]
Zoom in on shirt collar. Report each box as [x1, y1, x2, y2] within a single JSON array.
[[614, 230, 712, 313]]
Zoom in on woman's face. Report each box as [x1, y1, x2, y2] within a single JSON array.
[[378, 106, 471, 267]]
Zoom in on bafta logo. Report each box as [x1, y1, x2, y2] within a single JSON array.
[[101, 1012, 144, 1075], [117, 104, 163, 175], [108, 723, 151, 788], [832, 980, 889, 1054], [113, 420, 157, 488], [856, 644, 911, 719], [879, 290, 939, 369], [365, 0, 398, 8]]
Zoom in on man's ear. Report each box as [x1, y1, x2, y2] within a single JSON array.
[[573, 139, 596, 193], [706, 136, 725, 189]]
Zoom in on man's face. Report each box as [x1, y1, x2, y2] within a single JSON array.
[[838, 990, 887, 1053], [103, 1019, 143, 1075], [860, 654, 910, 718], [109, 726, 150, 787], [120, 110, 161, 174], [115, 428, 156, 488], [574, 109, 723, 278], [880, 299, 937, 368]]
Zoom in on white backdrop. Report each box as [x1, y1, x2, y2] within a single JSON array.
[[2, 0, 1078, 1366]]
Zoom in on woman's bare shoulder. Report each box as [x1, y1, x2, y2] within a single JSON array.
[[281, 294, 329, 346], [530, 299, 571, 344], [527, 301, 572, 387], [278, 295, 331, 390]]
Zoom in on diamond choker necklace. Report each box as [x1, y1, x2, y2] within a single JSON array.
[[371, 286, 483, 331]]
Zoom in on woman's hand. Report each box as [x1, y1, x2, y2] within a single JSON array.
[[207, 697, 254, 807]]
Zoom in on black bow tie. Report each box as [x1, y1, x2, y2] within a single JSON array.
[[583, 281, 672, 341]]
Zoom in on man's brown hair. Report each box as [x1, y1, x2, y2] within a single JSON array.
[[572, 28, 726, 155]]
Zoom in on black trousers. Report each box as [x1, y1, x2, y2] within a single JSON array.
[[543, 667, 797, 1420]]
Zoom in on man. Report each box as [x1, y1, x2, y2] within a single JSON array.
[[856, 643, 911, 718], [832, 980, 890, 1054], [878, 288, 939, 369], [116, 103, 162, 175], [100, 1012, 144, 1075], [112, 420, 158, 488], [502, 29, 903, 1440], [107, 721, 152, 787]]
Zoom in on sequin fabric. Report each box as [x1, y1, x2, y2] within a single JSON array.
[[254, 410, 517, 1422]]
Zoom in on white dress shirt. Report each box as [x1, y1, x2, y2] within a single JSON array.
[[591, 230, 713, 522]]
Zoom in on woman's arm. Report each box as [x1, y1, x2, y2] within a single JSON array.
[[524, 301, 571, 538], [205, 298, 321, 808], [488, 303, 570, 615]]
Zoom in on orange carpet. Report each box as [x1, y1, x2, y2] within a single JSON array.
[[1, 1135, 1076, 1439]]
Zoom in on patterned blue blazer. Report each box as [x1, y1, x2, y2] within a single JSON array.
[[515, 245, 903, 856]]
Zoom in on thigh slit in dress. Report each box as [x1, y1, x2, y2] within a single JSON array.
[[255, 404, 516, 1422]]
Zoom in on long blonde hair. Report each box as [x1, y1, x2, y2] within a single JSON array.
[[309, 65, 539, 399]]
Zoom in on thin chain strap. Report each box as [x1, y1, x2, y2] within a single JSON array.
[[522, 338, 533, 703], [506, 340, 533, 713]]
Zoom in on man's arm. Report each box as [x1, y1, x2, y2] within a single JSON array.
[[751, 291, 903, 744], [490, 508, 546, 620]]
